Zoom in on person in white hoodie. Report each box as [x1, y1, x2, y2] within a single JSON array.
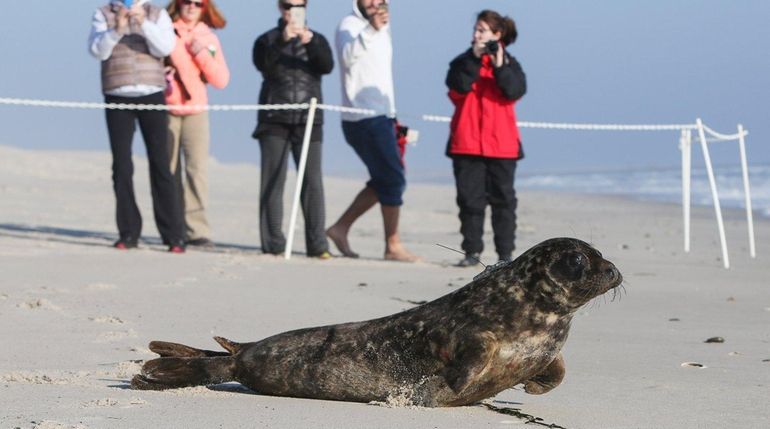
[[88, 0, 186, 253], [327, 0, 420, 262]]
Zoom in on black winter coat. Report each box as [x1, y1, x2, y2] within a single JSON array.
[[252, 20, 334, 126]]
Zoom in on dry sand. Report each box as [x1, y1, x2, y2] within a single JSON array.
[[0, 145, 768, 429]]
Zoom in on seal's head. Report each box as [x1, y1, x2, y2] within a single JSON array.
[[508, 238, 623, 312]]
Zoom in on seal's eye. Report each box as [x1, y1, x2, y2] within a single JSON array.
[[559, 252, 586, 280]]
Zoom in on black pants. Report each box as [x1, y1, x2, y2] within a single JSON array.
[[452, 155, 518, 258], [105, 92, 184, 245], [258, 124, 328, 255]]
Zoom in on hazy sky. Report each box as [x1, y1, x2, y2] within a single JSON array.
[[1, 1, 768, 181]]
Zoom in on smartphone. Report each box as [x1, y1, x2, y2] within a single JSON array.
[[122, 0, 134, 7], [289, 7, 306, 30], [378, 2, 389, 13]]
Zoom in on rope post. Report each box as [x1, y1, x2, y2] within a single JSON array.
[[696, 118, 730, 269], [680, 129, 692, 253], [737, 124, 756, 258], [284, 98, 318, 261]]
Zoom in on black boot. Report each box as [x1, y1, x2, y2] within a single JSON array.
[[456, 252, 481, 267]]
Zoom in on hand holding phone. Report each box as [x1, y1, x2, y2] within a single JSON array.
[[370, 2, 389, 31], [289, 6, 306, 32]]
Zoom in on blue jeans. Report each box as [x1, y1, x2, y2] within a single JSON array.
[[342, 116, 406, 206]]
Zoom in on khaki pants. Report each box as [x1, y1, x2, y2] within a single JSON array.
[[168, 112, 210, 241]]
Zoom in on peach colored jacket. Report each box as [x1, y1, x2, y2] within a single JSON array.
[[166, 20, 229, 115]]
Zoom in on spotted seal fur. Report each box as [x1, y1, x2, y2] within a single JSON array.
[[131, 237, 623, 406]]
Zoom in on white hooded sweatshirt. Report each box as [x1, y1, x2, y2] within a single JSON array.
[[335, 0, 396, 121]]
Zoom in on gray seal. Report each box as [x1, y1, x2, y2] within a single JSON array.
[[132, 237, 623, 406]]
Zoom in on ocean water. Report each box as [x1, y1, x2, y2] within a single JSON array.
[[518, 165, 770, 219]]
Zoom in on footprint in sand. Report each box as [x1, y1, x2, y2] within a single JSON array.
[[80, 397, 149, 410], [210, 268, 241, 280], [1, 370, 91, 386], [111, 360, 143, 379], [158, 276, 199, 288], [129, 346, 154, 356], [123, 397, 148, 408], [88, 316, 125, 325], [84, 283, 117, 291], [17, 298, 61, 311], [95, 329, 138, 343], [32, 421, 90, 429], [80, 398, 118, 408]]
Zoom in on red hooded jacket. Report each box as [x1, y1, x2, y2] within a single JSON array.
[[446, 51, 526, 159]]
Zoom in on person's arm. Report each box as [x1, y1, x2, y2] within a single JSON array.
[[493, 55, 526, 101], [192, 35, 230, 89], [141, 9, 175, 58], [305, 33, 334, 75], [336, 17, 384, 69], [445, 52, 481, 94], [252, 33, 286, 76], [88, 8, 122, 60]]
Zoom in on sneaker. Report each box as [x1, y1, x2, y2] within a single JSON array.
[[114, 238, 138, 250], [168, 242, 186, 254], [310, 251, 333, 260], [456, 252, 481, 267], [187, 238, 214, 248]]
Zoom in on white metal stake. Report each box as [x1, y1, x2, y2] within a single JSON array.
[[737, 124, 756, 258], [285, 97, 318, 260], [681, 129, 692, 253], [696, 118, 730, 269]]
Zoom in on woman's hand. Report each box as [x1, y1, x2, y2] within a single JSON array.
[[115, 7, 130, 35], [298, 29, 314, 45], [494, 42, 505, 68], [128, 3, 146, 26], [188, 38, 205, 56], [282, 24, 299, 42]]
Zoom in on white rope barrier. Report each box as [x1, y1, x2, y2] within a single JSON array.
[[0, 96, 756, 267], [0, 97, 700, 131], [701, 123, 749, 140]]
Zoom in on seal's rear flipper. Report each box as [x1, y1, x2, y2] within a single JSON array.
[[131, 356, 236, 390], [149, 341, 230, 358]]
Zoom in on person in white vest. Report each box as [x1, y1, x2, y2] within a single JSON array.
[[88, 0, 186, 253], [327, 0, 420, 262]]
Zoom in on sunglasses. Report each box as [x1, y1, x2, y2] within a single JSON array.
[[280, 2, 306, 11], [181, 0, 204, 7]]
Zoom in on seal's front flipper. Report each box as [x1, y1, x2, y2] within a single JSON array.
[[131, 356, 236, 390], [149, 341, 231, 358], [523, 353, 565, 395], [444, 331, 497, 393]]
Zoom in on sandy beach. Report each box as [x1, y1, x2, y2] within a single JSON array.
[[0, 144, 768, 429]]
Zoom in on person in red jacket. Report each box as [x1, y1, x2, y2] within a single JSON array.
[[445, 10, 526, 267]]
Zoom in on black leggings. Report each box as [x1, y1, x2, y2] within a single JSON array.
[[105, 92, 184, 244], [452, 155, 518, 258], [258, 124, 328, 255]]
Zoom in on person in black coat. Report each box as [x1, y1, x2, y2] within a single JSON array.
[[252, 0, 334, 258]]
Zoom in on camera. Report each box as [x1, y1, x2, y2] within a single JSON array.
[[484, 40, 500, 55]]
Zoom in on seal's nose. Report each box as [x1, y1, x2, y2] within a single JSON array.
[[601, 260, 622, 284]]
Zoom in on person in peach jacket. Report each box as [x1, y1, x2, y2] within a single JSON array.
[[164, 0, 229, 248]]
